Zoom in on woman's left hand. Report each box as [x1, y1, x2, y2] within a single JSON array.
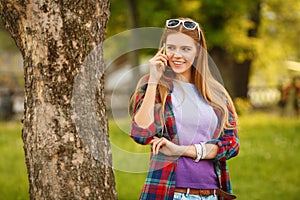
[[150, 136, 181, 156]]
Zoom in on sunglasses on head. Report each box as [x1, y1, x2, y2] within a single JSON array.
[[166, 19, 201, 40]]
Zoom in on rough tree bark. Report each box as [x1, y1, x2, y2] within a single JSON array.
[[0, 0, 117, 199]]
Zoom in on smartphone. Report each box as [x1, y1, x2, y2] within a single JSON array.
[[162, 43, 168, 70], [163, 42, 166, 55]]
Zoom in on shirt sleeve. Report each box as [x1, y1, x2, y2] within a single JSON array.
[[130, 83, 163, 145], [207, 104, 240, 162]]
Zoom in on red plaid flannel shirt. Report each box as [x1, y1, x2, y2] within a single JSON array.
[[130, 76, 239, 200]]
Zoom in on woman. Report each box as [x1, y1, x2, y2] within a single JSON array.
[[129, 18, 239, 200]]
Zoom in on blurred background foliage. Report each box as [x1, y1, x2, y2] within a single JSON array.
[[0, 0, 299, 139], [1, 0, 299, 100]]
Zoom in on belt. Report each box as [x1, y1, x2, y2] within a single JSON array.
[[174, 188, 236, 200]]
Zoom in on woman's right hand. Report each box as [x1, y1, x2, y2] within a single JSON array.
[[148, 46, 169, 84]]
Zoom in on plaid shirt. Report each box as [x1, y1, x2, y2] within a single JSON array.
[[130, 76, 239, 200]]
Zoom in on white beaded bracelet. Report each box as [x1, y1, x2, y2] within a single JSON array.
[[194, 142, 207, 162], [193, 144, 202, 162], [200, 142, 207, 159]]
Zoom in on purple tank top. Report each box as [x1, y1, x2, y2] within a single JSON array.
[[171, 80, 219, 189]]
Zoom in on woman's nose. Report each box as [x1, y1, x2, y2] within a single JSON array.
[[172, 50, 182, 58]]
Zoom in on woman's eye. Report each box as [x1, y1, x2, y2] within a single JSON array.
[[182, 47, 191, 51], [167, 46, 174, 50]]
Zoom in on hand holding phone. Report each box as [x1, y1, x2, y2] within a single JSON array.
[[148, 43, 168, 83]]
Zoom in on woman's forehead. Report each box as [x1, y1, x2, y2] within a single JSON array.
[[166, 32, 196, 46]]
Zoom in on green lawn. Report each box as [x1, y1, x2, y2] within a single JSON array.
[[0, 122, 28, 200], [0, 112, 299, 199]]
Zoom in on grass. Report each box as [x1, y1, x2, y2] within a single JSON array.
[[0, 121, 28, 200], [0, 112, 299, 199], [230, 113, 300, 200]]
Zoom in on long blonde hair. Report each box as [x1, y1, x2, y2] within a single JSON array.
[[130, 17, 237, 137]]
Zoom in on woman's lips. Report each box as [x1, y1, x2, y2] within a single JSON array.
[[172, 61, 185, 66]]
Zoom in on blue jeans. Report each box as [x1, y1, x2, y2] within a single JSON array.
[[173, 192, 218, 200]]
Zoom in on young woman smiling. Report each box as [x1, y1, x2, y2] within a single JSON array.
[[129, 18, 239, 200]]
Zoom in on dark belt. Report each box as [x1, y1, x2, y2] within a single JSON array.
[[174, 188, 236, 200]]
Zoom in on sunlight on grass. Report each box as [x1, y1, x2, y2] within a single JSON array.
[[109, 118, 149, 153], [0, 121, 28, 200], [230, 113, 300, 199]]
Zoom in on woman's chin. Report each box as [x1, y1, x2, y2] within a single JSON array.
[[170, 66, 190, 75]]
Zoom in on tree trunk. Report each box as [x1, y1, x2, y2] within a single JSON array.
[[210, 47, 236, 97], [211, 47, 251, 98], [210, 2, 261, 99], [126, 0, 141, 89], [0, 1, 117, 199], [233, 60, 251, 98], [232, 1, 261, 98]]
